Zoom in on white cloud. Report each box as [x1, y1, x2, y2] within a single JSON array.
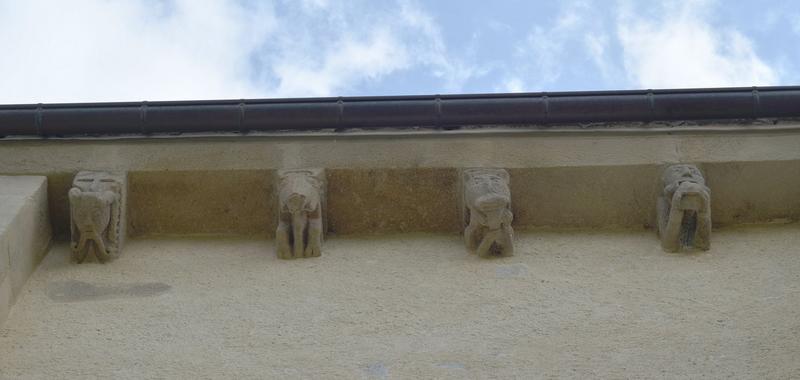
[[500, 78, 524, 93], [616, 0, 777, 88], [0, 0, 276, 103], [0, 0, 469, 103], [498, 0, 612, 92], [395, 0, 486, 93], [261, 0, 480, 97], [270, 28, 410, 97], [584, 34, 612, 80], [0, 0, 782, 103], [517, 26, 564, 86]]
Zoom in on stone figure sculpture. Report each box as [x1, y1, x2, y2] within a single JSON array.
[[69, 171, 126, 263], [462, 168, 514, 257], [657, 164, 711, 252], [276, 169, 326, 259]]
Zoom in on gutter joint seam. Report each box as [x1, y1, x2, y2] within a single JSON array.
[[752, 87, 761, 118], [238, 101, 246, 133], [337, 97, 343, 128], [543, 94, 549, 124], [140, 102, 148, 134], [435, 95, 442, 127], [34, 103, 42, 136]]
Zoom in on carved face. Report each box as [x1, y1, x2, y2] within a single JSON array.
[[70, 191, 114, 233], [662, 164, 709, 212], [279, 172, 321, 215], [467, 173, 511, 198], [464, 170, 511, 230], [474, 195, 509, 229], [466, 173, 511, 202], [74, 172, 118, 193], [663, 164, 705, 187], [285, 193, 318, 215]]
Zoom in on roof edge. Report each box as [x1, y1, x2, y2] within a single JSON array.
[[1, 86, 798, 137]]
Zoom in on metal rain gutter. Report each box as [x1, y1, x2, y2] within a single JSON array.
[[0, 86, 799, 137]]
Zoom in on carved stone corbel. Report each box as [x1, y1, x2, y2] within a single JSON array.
[[69, 171, 127, 263], [657, 164, 711, 252], [275, 169, 326, 259], [461, 168, 514, 257]]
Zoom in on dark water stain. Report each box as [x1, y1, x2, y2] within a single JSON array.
[[46, 280, 171, 303]]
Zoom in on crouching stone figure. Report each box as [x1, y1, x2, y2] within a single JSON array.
[[276, 169, 326, 259], [657, 164, 711, 252], [461, 168, 514, 257], [69, 171, 127, 263]]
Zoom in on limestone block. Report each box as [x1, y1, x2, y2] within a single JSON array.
[[0, 226, 7, 287], [0, 230, 9, 328], [461, 168, 514, 257], [6, 178, 51, 299], [657, 164, 711, 252], [275, 169, 326, 259], [0, 176, 51, 327], [0, 276, 10, 328], [69, 171, 127, 263]]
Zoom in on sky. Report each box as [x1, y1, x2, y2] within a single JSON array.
[[0, 0, 798, 104]]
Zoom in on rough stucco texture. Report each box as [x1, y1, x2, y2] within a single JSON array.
[[1, 225, 798, 378]]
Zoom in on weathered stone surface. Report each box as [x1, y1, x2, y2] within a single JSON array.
[[69, 171, 127, 263], [0, 176, 51, 327], [0, 276, 10, 329], [508, 166, 659, 229], [326, 168, 460, 234], [1, 131, 800, 236], [128, 170, 273, 237], [705, 161, 800, 226], [657, 164, 711, 252], [461, 168, 514, 257], [275, 169, 325, 259]]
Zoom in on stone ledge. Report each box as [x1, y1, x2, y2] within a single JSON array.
[[0, 176, 52, 327], [2, 129, 800, 173], [0, 129, 798, 239], [15, 161, 800, 239]]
